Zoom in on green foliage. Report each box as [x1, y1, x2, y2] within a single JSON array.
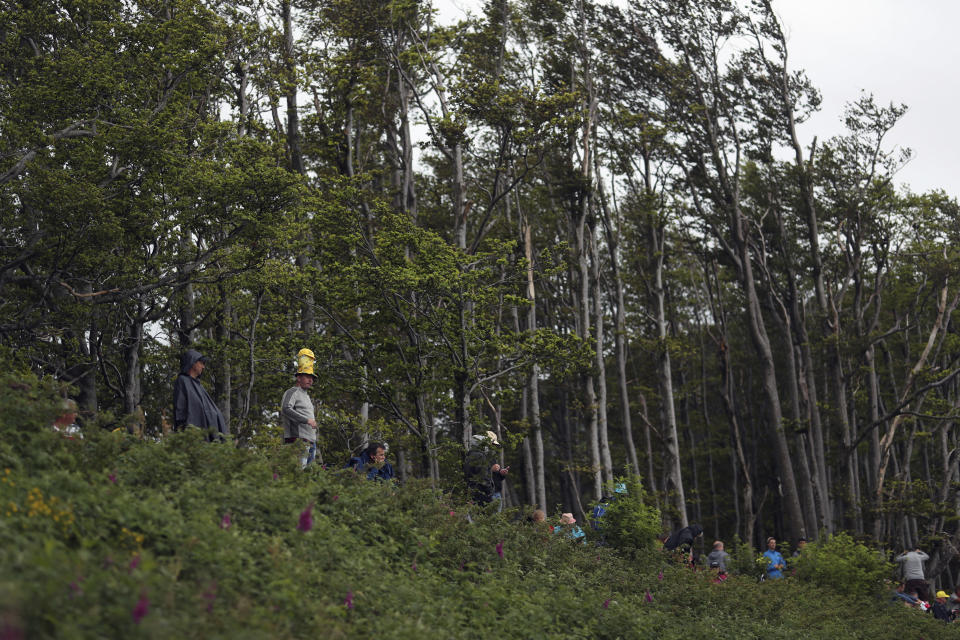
[[592, 475, 661, 553], [794, 532, 894, 597], [0, 377, 956, 639]]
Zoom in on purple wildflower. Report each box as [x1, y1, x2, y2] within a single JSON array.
[[495, 541, 504, 560], [297, 503, 313, 532], [602, 599, 610, 610], [411, 562, 418, 572], [0, 621, 24, 640], [108, 472, 117, 484], [272, 472, 279, 481], [332, 495, 338, 502], [449, 510, 455, 517], [658, 569, 664, 581], [128, 554, 140, 573], [202, 582, 217, 613], [344, 591, 354, 610], [645, 590, 653, 603], [131, 591, 150, 624], [220, 512, 232, 530]]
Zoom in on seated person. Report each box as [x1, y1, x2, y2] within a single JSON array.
[[891, 583, 919, 607], [554, 512, 586, 541], [345, 442, 395, 482], [932, 590, 953, 622]]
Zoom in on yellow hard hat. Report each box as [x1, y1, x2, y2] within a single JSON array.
[[296, 348, 316, 377]]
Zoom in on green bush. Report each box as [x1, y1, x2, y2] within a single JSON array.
[[594, 475, 662, 552], [794, 532, 893, 597], [0, 373, 956, 639]]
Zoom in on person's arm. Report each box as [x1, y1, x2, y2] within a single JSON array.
[[916, 550, 929, 561], [173, 377, 187, 428]]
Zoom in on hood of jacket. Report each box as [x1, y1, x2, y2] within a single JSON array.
[[180, 349, 206, 375]]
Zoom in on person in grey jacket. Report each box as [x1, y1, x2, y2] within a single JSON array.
[[173, 349, 229, 441], [896, 548, 930, 602], [705, 540, 730, 575], [282, 369, 318, 468]]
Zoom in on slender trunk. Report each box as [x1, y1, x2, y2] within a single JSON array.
[[595, 174, 640, 474], [590, 230, 614, 484], [650, 213, 686, 526]]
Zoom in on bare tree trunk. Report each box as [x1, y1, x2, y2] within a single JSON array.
[[649, 211, 687, 526], [590, 229, 614, 484], [595, 173, 640, 475]]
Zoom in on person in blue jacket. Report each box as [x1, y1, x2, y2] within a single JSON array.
[[763, 536, 787, 579], [345, 442, 395, 482]]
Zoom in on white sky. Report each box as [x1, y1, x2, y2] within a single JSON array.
[[435, 0, 959, 199]]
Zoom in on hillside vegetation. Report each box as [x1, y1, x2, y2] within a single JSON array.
[[0, 374, 955, 639]]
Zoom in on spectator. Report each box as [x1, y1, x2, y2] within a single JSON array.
[[792, 537, 807, 558], [345, 442, 395, 482], [891, 583, 919, 607], [52, 398, 81, 438], [895, 547, 930, 602], [763, 537, 786, 580], [948, 585, 960, 614], [555, 512, 586, 542], [932, 590, 953, 622], [664, 523, 704, 565], [706, 540, 730, 576], [463, 431, 508, 511], [281, 348, 320, 469], [530, 509, 546, 524], [173, 349, 229, 441]]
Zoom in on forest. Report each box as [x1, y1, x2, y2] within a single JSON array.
[[3, 0, 960, 587]]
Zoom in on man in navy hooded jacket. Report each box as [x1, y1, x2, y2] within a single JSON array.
[[173, 349, 229, 441]]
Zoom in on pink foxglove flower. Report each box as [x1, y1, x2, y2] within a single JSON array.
[[495, 541, 504, 559], [645, 590, 653, 603], [272, 472, 279, 481], [108, 473, 117, 484], [220, 513, 232, 530], [202, 582, 217, 613], [344, 591, 354, 610], [602, 599, 610, 609], [297, 503, 313, 532], [131, 591, 150, 624], [658, 569, 664, 581]]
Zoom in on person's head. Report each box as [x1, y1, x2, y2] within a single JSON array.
[[472, 430, 501, 449], [713, 540, 724, 551], [936, 590, 949, 603], [54, 398, 79, 427], [560, 512, 576, 525], [365, 442, 386, 463], [531, 509, 545, 523], [797, 537, 807, 550], [189, 357, 206, 378], [766, 537, 777, 550], [295, 372, 316, 389]]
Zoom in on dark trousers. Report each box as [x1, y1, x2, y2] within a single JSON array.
[[904, 578, 930, 601]]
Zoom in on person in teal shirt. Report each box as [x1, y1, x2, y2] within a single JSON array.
[[763, 536, 786, 579]]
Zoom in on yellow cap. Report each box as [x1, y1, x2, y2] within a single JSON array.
[[296, 348, 316, 377]]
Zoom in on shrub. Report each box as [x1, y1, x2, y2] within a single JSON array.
[[595, 475, 661, 552], [794, 532, 893, 597]]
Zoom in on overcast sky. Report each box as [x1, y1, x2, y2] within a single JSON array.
[[437, 0, 958, 199]]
